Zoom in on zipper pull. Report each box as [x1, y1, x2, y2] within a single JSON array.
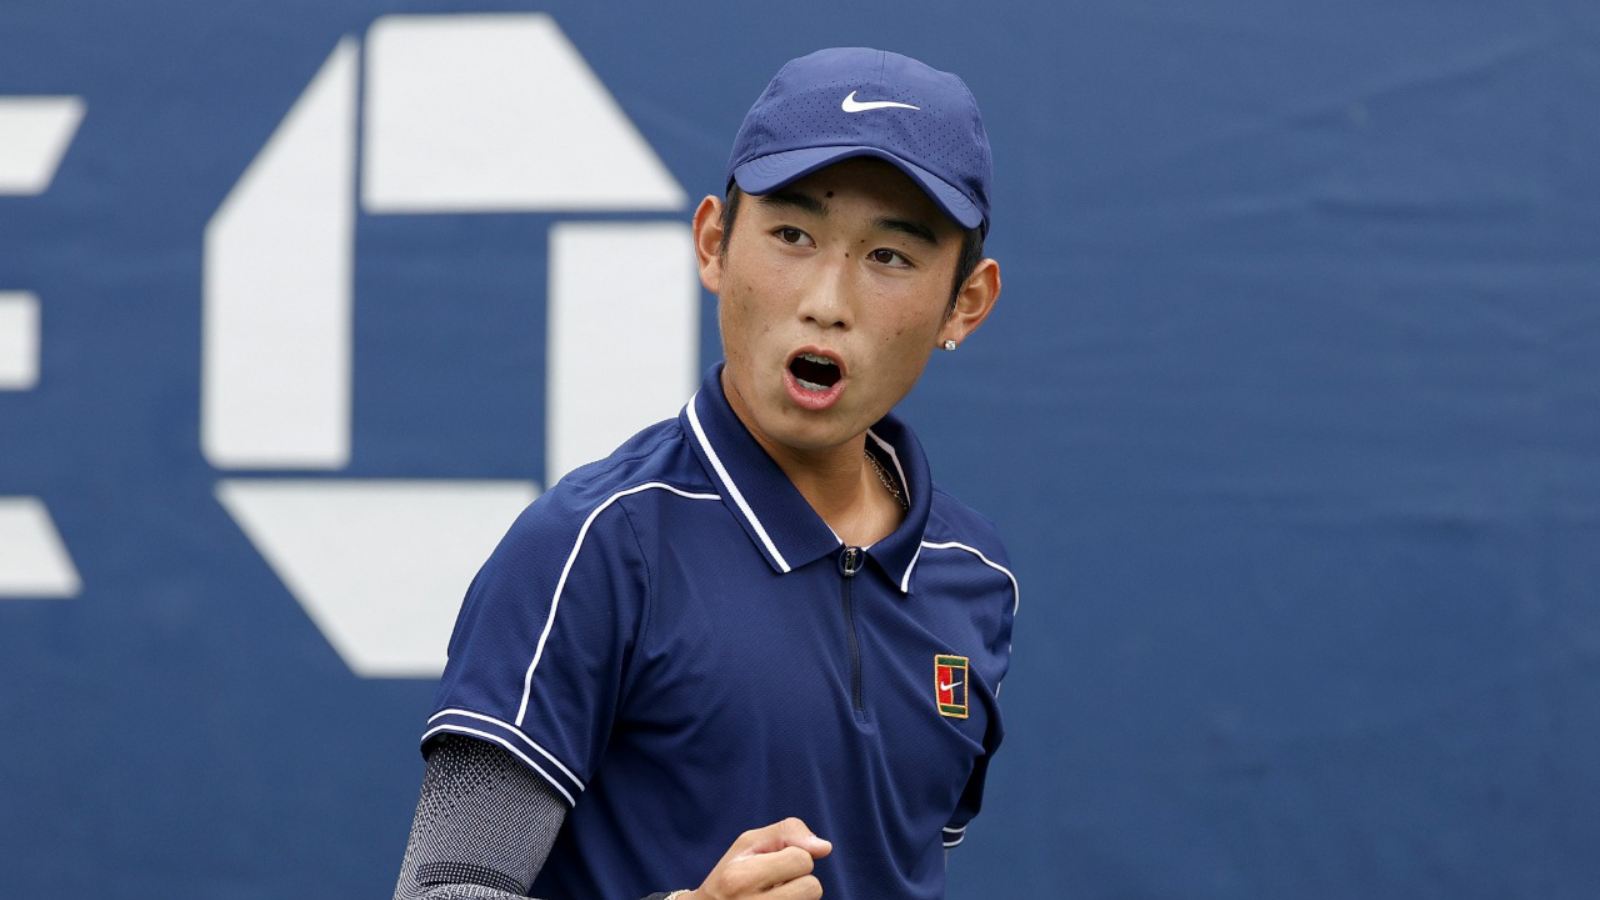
[[838, 546, 862, 577]]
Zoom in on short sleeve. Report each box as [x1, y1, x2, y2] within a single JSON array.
[[421, 485, 650, 808], [943, 540, 1016, 849], [942, 679, 1005, 848]]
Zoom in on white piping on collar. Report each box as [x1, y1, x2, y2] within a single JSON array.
[[866, 428, 912, 507], [868, 427, 918, 591], [899, 542, 924, 592], [685, 391, 792, 573]]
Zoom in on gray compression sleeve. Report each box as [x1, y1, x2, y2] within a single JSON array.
[[392, 734, 568, 900], [394, 735, 683, 900]]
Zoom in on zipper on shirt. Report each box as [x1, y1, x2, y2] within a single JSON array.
[[838, 546, 865, 716]]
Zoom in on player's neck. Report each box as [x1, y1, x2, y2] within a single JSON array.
[[758, 435, 904, 548], [719, 371, 904, 546]]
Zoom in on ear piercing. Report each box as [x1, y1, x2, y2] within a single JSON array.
[[942, 340, 958, 351]]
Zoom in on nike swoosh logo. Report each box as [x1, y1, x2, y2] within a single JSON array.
[[940, 680, 963, 693], [841, 91, 920, 113]]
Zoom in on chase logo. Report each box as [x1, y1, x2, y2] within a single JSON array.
[[200, 14, 698, 678], [1, 95, 86, 600]]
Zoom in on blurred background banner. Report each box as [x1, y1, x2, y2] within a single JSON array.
[[2, 1, 1598, 897]]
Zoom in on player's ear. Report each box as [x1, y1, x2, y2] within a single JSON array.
[[692, 195, 724, 294], [938, 257, 1000, 348]]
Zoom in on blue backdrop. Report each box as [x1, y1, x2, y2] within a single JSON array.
[[3, 1, 1598, 897]]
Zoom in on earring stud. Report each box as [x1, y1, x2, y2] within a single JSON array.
[[942, 340, 958, 351]]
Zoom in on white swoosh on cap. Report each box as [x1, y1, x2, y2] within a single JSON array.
[[841, 91, 920, 113]]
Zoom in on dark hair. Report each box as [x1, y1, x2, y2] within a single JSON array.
[[720, 185, 984, 315]]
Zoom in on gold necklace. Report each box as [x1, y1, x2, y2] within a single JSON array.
[[865, 447, 909, 510]]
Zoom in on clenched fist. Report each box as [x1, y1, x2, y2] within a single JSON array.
[[682, 817, 833, 899]]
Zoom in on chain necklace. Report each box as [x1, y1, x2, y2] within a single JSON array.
[[865, 447, 909, 511]]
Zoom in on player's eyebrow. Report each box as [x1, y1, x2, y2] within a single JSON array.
[[875, 216, 940, 246], [759, 190, 940, 245], [758, 189, 828, 216]]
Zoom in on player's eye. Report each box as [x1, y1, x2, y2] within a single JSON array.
[[868, 247, 913, 268], [773, 226, 814, 247]]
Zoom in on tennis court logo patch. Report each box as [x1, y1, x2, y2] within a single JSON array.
[[935, 654, 969, 719]]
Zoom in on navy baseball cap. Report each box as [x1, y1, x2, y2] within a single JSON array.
[[726, 47, 993, 235]]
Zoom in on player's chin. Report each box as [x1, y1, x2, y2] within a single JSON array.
[[772, 406, 869, 451]]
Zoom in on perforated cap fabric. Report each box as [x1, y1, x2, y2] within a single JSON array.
[[727, 47, 993, 234]]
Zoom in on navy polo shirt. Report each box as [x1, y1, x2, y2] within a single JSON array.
[[423, 365, 1019, 900]]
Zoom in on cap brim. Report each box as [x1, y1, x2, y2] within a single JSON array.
[[733, 146, 984, 231]]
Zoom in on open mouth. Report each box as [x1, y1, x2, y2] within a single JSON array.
[[788, 351, 843, 391]]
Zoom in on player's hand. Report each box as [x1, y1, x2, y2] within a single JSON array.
[[682, 816, 832, 899]]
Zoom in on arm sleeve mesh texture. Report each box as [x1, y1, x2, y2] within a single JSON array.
[[393, 734, 567, 900]]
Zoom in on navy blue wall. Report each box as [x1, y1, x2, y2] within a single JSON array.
[[3, 1, 1597, 897]]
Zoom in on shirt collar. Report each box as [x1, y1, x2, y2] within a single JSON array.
[[680, 364, 932, 592]]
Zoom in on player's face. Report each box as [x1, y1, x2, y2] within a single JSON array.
[[694, 158, 995, 456]]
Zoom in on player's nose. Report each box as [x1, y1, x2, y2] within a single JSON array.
[[795, 254, 853, 330]]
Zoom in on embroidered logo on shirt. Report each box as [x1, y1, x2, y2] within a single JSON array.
[[935, 654, 969, 719]]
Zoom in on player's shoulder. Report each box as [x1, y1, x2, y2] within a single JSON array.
[[502, 416, 713, 543], [924, 485, 1014, 570]]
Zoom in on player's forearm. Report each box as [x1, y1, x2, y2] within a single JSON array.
[[406, 883, 674, 900], [400, 874, 675, 900], [403, 888, 531, 900], [394, 735, 679, 900], [392, 735, 561, 900]]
